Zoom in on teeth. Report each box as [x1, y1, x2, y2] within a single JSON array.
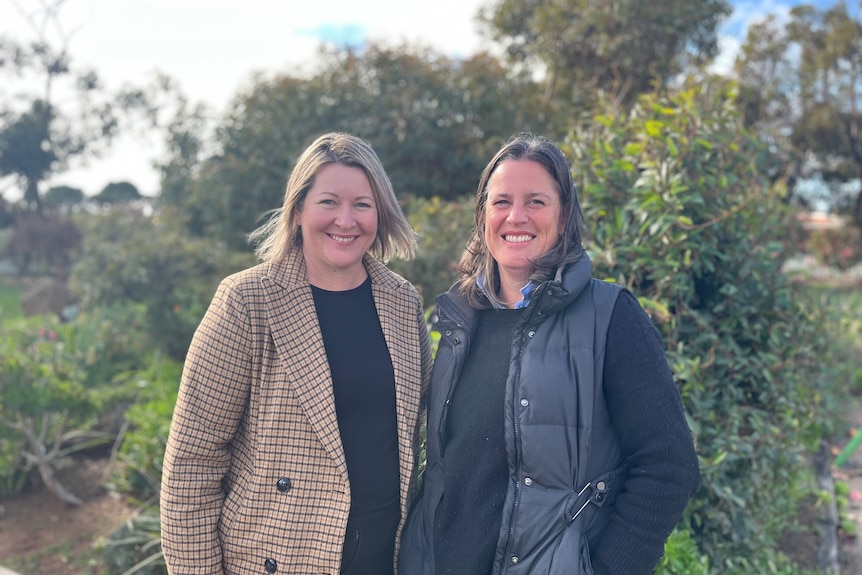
[[331, 235, 355, 243], [504, 235, 532, 243]]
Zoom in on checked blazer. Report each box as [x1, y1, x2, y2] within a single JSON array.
[[160, 247, 432, 575]]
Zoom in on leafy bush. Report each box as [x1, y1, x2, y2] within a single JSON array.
[[98, 507, 166, 575], [391, 194, 474, 304], [0, 316, 96, 503], [70, 211, 255, 360], [567, 80, 833, 569], [110, 354, 182, 501], [654, 528, 710, 574]]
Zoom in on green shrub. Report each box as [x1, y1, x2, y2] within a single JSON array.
[[110, 354, 182, 501], [98, 507, 166, 575], [568, 79, 833, 569], [654, 528, 710, 574], [391, 194, 475, 305], [0, 316, 96, 502], [70, 211, 255, 360]]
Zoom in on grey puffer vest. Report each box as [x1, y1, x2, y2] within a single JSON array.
[[399, 255, 624, 575]]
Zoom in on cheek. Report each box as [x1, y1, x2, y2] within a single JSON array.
[[484, 212, 499, 238]]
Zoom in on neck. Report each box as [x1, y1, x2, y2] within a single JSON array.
[[305, 261, 368, 292], [497, 281, 528, 309]]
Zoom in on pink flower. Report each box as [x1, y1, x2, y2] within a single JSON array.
[[38, 327, 46, 338], [48, 331, 58, 341]]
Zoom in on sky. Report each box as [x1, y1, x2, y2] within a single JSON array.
[[0, 0, 850, 200]]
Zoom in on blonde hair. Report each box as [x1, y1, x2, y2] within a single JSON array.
[[249, 132, 416, 263]]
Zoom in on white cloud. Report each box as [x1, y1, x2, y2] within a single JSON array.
[[712, 0, 794, 75], [0, 0, 489, 197]]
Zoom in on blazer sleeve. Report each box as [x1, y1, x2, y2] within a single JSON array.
[[160, 276, 254, 575], [588, 291, 701, 575]]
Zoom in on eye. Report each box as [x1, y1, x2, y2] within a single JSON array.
[[320, 198, 336, 205], [492, 198, 510, 207], [356, 201, 374, 209], [529, 198, 546, 206]]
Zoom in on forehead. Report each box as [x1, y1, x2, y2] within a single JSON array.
[[310, 163, 374, 195], [487, 160, 557, 194]]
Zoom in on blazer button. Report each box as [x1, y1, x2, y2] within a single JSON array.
[[276, 477, 291, 493], [264, 558, 278, 573]]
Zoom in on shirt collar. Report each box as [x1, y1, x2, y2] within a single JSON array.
[[478, 273, 535, 309]]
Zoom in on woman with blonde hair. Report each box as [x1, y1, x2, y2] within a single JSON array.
[[161, 132, 432, 575]]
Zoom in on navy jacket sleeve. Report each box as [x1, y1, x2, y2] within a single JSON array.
[[588, 291, 701, 574]]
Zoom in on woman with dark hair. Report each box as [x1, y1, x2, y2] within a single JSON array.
[[399, 133, 700, 574], [160, 133, 431, 575]]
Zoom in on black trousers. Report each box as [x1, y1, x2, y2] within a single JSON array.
[[340, 500, 400, 575]]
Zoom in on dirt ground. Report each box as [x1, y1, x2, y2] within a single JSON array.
[[0, 456, 137, 575]]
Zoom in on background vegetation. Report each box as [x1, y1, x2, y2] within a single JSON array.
[[2, 0, 861, 573]]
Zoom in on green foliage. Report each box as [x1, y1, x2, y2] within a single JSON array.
[[834, 480, 858, 538], [482, 0, 731, 112], [390, 195, 475, 304], [735, 3, 862, 225], [0, 9, 125, 212], [568, 79, 832, 569], [111, 355, 182, 500], [95, 181, 142, 206], [0, 316, 95, 497], [43, 185, 85, 213], [0, 429, 28, 497], [654, 528, 711, 574], [70, 211, 255, 360], [161, 43, 551, 249], [99, 508, 166, 575]]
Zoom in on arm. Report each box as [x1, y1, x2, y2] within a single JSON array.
[[160, 276, 254, 575], [589, 291, 700, 575]]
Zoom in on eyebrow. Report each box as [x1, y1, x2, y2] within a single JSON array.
[[488, 190, 554, 199]]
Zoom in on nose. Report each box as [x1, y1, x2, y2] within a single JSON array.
[[506, 203, 528, 224], [335, 205, 356, 228]]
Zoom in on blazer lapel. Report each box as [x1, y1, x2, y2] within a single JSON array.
[[260, 254, 348, 483]]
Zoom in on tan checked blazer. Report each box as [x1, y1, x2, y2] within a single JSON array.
[[160, 248, 432, 575]]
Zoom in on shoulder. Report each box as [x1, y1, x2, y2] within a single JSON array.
[[366, 256, 420, 300], [219, 262, 270, 293], [607, 289, 664, 348]]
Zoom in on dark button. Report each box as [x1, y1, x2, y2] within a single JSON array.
[[276, 477, 291, 492], [264, 557, 278, 573]]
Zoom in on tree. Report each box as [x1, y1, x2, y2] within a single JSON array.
[[479, 0, 732, 112], [0, 1, 122, 212], [94, 181, 142, 206], [568, 79, 831, 568], [736, 2, 862, 225], [43, 184, 84, 213], [161, 42, 550, 249]]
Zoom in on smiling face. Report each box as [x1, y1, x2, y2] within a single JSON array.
[[484, 160, 563, 299], [296, 163, 378, 290]]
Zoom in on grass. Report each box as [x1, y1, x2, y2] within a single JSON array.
[[0, 276, 24, 321]]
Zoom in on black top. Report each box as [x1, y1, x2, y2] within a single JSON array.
[[434, 307, 524, 575], [431, 290, 673, 574], [311, 277, 400, 513]]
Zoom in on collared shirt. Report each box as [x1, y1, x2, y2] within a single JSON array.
[[477, 274, 536, 309]]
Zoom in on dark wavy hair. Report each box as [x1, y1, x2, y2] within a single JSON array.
[[458, 133, 587, 308]]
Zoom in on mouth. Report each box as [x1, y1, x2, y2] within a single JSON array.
[[328, 233, 359, 244], [503, 234, 534, 243]]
